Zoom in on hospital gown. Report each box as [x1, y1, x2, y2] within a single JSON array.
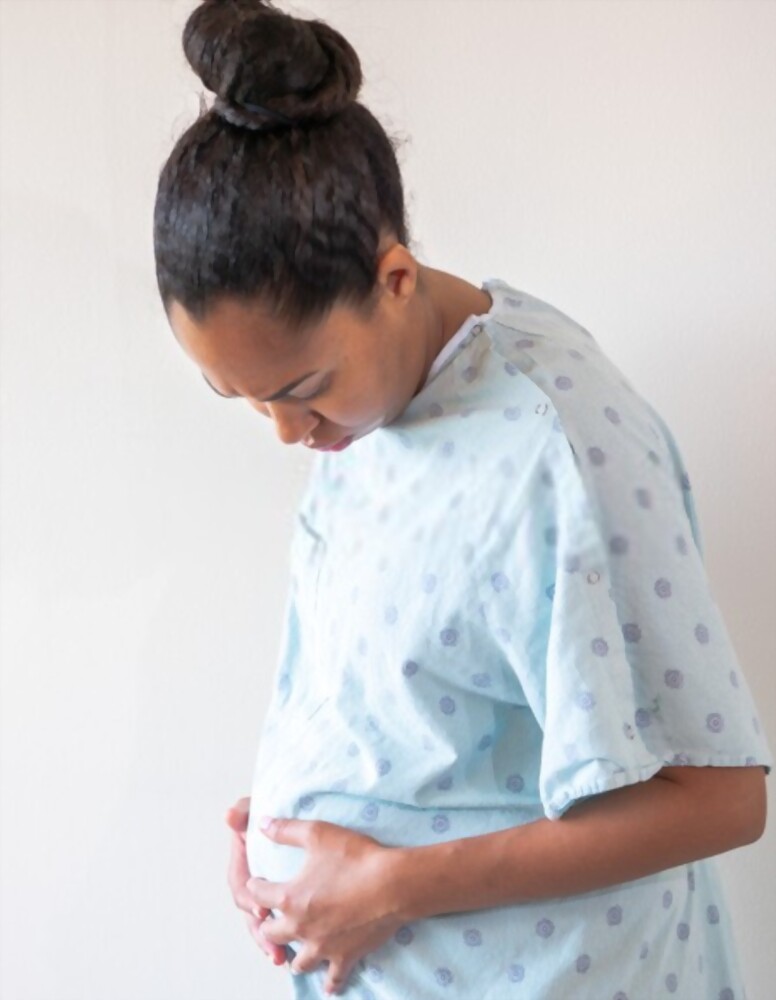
[[246, 278, 773, 999]]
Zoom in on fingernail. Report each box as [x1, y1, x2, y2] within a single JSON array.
[[259, 815, 273, 830]]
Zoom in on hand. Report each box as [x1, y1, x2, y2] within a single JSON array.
[[225, 797, 288, 967], [246, 817, 404, 996]]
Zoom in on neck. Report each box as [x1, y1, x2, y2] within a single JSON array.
[[416, 265, 492, 380]]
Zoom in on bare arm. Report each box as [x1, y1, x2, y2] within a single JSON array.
[[390, 765, 767, 921]]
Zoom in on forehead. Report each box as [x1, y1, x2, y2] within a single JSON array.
[[167, 297, 318, 367]]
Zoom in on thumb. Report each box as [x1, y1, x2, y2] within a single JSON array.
[[225, 796, 251, 833], [260, 816, 316, 848]]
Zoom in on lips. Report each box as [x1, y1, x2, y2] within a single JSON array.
[[315, 435, 354, 452]]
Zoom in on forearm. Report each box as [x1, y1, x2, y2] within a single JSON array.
[[390, 768, 765, 922]]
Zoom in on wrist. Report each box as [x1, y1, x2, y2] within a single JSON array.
[[383, 843, 446, 923]]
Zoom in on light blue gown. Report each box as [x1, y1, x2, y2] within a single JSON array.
[[246, 279, 773, 999]]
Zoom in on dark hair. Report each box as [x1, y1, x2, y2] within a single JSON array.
[[153, 0, 411, 332]]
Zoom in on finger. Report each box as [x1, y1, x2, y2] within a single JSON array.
[[245, 875, 286, 910], [259, 915, 297, 947], [259, 816, 319, 848], [228, 831, 263, 913], [225, 796, 251, 832], [289, 944, 326, 976], [243, 910, 287, 965], [324, 959, 356, 996]]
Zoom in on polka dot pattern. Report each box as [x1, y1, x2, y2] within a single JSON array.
[[258, 278, 770, 1000]]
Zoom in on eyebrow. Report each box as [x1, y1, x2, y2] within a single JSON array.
[[201, 370, 318, 402]]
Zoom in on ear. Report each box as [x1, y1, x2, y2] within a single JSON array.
[[375, 242, 419, 303]]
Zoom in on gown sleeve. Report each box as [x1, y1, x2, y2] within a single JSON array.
[[509, 401, 773, 821]]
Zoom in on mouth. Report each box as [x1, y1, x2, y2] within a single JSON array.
[[312, 435, 354, 452]]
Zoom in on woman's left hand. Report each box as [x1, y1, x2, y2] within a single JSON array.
[[246, 816, 405, 995]]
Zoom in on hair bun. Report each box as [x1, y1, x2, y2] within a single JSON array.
[[183, 0, 362, 127]]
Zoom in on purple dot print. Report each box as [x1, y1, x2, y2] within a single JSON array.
[[568, 348, 585, 360], [541, 469, 554, 487], [564, 553, 581, 573], [361, 802, 379, 822], [432, 814, 450, 833], [507, 773, 525, 793], [544, 526, 558, 547], [671, 752, 690, 765], [647, 449, 660, 465], [516, 337, 534, 349], [384, 605, 398, 625], [635, 488, 653, 509], [677, 922, 690, 941], [607, 905, 623, 926], [504, 361, 519, 376], [402, 659, 419, 678], [546, 583, 556, 600], [463, 928, 482, 947], [472, 672, 492, 688], [477, 734, 493, 751], [604, 406, 621, 424], [377, 758, 392, 776], [437, 774, 453, 790], [555, 375, 574, 390], [694, 623, 710, 644], [663, 890, 673, 908], [347, 742, 360, 757], [441, 440, 455, 457], [428, 403, 444, 418], [654, 578, 672, 598], [576, 954, 591, 973], [687, 868, 696, 892], [588, 446, 606, 466], [462, 366, 478, 383], [635, 708, 651, 728], [536, 918, 555, 938], [719, 989, 735, 1000], [610, 535, 629, 555], [639, 943, 649, 960], [707, 904, 720, 925], [577, 690, 596, 711], [422, 573, 437, 593], [395, 925, 414, 945], [439, 695, 456, 715], [434, 967, 454, 987], [592, 637, 609, 656], [507, 964, 525, 983], [613, 993, 629, 1000], [706, 713, 725, 733], [623, 622, 642, 643], [440, 628, 458, 647], [298, 794, 315, 811], [503, 406, 522, 421], [666, 973, 678, 993], [491, 571, 510, 592], [664, 669, 684, 689], [676, 534, 688, 555], [730, 671, 739, 688]]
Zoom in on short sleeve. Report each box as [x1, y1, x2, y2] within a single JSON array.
[[512, 405, 773, 822]]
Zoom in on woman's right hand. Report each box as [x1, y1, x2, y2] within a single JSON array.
[[226, 796, 288, 966]]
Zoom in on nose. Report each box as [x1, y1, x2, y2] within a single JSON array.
[[251, 399, 320, 445]]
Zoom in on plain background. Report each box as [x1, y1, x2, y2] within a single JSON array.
[[1, 1, 774, 998]]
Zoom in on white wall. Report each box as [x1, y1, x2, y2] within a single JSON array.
[[1, 1, 774, 997]]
